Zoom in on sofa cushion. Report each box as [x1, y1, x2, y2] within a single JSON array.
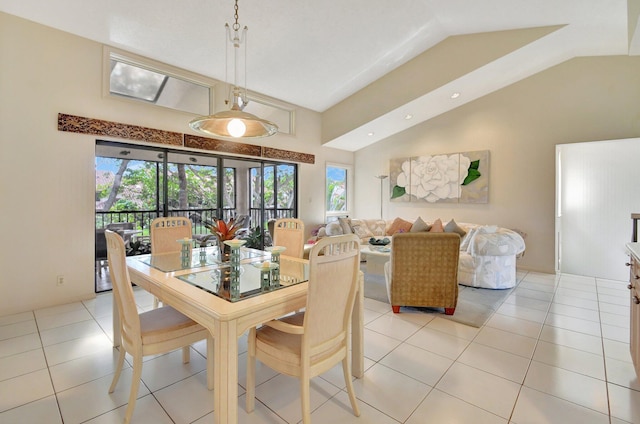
[[338, 217, 353, 234], [410, 216, 431, 232], [325, 221, 344, 236], [444, 219, 467, 237], [352, 223, 373, 239], [429, 218, 444, 232], [387, 217, 413, 235]]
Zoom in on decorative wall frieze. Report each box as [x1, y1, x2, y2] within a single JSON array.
[[57, 113, 182, 145], [183, 134, 262, 157], [262, 146, 315, 164], [58, 113, 314, 164]]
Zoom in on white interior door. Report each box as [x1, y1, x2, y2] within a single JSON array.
[[557, 138, 640, 281]]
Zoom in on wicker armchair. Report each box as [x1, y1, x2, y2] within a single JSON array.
[[384, 232, 461, 315]]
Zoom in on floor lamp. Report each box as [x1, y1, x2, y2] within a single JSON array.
[[375, 175, 388, 219]]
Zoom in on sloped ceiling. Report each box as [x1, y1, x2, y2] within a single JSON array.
[[1, 0, 638, 151]]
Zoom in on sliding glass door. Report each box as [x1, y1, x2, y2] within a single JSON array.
[[95, 141, 298, 292]]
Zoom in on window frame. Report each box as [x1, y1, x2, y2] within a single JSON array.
[[325, 162, 352, 222], [103, 46, 215, 115]]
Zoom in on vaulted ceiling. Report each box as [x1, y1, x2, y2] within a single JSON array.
[[2, 0, 638, 151]]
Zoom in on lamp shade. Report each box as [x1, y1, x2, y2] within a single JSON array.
[[189, 109, 278, 139]]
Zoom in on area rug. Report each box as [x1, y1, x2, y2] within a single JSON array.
[[362, 265, 514, 328]]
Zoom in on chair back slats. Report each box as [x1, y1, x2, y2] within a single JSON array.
[[150, 217, 192, 254], [273, 218, 305, 258], [305, 234, 360, 350]]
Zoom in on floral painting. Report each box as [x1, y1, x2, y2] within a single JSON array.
[[390, 150, 489, 203]]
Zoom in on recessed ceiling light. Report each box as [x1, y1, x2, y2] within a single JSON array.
[[367, 132, 375, 136], [451, 92, 461, 99], [404, 114, 413, 120]]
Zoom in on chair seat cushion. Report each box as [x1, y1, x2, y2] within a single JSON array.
[[139, 306, 204, 344]]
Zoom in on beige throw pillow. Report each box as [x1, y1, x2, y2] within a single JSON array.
[[444, 219, 467, 237], [410, 216, 431, 232], [387, 217, 413, 235], [428, 218, 444, 232]]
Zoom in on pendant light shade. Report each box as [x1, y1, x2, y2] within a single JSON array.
[[189, 101, 277, 139], [189, 0, 278, 140]]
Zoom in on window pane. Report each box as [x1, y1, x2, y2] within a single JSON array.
[[276, 165, 295, 209], [96, 157, 158, 212], [109, 56, 211, 115], [222, 168, 235, 209], [326, 166, 347, 212]]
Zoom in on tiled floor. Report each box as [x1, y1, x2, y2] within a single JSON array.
[[1, 270, 639, 423]]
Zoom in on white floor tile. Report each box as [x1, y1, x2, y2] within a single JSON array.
[[153, 372, 214, 424], [485, 313, 543, 339], [407, 389, 507, 424], [0, 395, 62, 424], [0, 368, 54, 413], [539, 325, 603, 355], [311, 390, 396, 424], [366, 313, 425, 341], [83, 394, 174, 424], [458, 342, 530, 383], [608, 382, 640, 423], [405, 326, 471, 360], [503, 294, 551, 312], [0, 348, 47, 382], [474, 326, 537, 358], [436, 362, 520, 419], [0, 311, 34, 327], [353, 363, 431, 423], [545, 312, 602, 337], [43, 332, 114, 366], [524, 361, 609, 414], [49, 348, 124, 392], [533, 340, 605, 380], [0, 320, 38, 341], [511, 386, 609, 424], [426, 316, 480, 341], [496, 302, 547, 323], [379, 342, 453, 386], [254, 373, 340, 424], [363, 328, 402, 362], [603, 338, 632, 363], [0, 333, 42, 359], [551, 294, 599, 311], [1, 271, 630, 423], [602, 323, 630, 343], [605, 357, 640, 391], [548, 303, 601, 322], [57, 368, 149, 424]]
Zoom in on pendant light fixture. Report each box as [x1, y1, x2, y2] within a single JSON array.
[[189, 0, 278, 139]]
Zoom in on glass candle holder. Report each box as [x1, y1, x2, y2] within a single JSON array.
[[179, 238, 192, 268]]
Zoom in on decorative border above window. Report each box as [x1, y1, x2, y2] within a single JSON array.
[[58, 113, 314, 164]]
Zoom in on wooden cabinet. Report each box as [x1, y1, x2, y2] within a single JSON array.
[[626, 243, 640, 376]]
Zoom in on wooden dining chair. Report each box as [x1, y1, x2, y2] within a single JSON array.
[[150, 216, 193, 307], [105, 230, 213, 424], [273, 218, 305, 258], [245, 234, 361, 423]]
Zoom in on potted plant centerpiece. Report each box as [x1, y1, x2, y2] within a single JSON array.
[[204, 217, 243, 258]]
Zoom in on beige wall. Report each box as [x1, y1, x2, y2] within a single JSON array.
[[354, 55, 640, 273], [0, 12, 353, 315]]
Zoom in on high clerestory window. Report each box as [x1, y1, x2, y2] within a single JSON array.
[[105, 47, 295, 133], [105, 47, 213, 116]]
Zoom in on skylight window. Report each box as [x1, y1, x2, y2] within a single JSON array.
[[110, 61, 167, 102], [106, 48, 213, 116]]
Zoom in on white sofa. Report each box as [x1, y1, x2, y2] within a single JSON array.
[[310, 217, 525, 289]]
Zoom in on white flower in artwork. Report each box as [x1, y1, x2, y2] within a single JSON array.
[[396, 154, 470, 202]]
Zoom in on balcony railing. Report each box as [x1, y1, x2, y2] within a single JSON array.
[[96, 207, 295, 236]]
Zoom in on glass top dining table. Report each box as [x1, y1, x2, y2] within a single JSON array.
[[138, 245, 309, 302]]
